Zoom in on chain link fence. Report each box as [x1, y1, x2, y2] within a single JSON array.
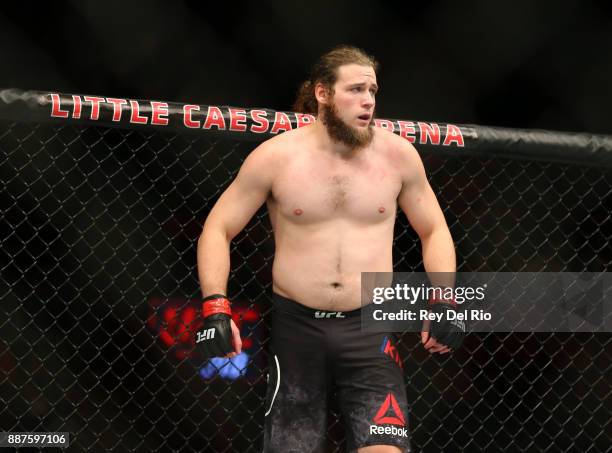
[[1, 119, 611, 452]]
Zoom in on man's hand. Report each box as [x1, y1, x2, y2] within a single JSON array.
[[421, 318, 451, 354], [196, 294, 242, 359], [227, 318, 242, 358], [421, 298, 466, 354]]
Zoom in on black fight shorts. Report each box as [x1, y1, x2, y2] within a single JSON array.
[[263, 294, 411, 453]]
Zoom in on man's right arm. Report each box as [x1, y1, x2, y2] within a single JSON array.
[[197, 142, 276, 297]]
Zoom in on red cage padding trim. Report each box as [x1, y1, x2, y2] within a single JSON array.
[[1, 88, 612, 167]]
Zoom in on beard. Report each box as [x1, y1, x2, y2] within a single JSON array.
[[321, 101, 374, 150]]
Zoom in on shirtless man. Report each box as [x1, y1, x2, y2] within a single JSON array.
[[197, 46, 462, 453]]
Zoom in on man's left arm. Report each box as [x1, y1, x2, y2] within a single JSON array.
[[396, 142, 455, 275], [396, 141, 462, 353]]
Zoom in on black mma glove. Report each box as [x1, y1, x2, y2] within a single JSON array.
[[196, 294, 234, 359], [428, 295, 466, 350]]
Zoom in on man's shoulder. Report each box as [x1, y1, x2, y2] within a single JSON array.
[[245, 125, 310, 169], [255, 124, 311, 158], [262, 123, 311, 147], [373, 128, 427, 186], [373, 126, 419, 163]]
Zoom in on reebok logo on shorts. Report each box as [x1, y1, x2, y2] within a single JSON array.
[[373, 393, 405, 426], [369, 393, 408, 438], [369, 424, 409, 437]]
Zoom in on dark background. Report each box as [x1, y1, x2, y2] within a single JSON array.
[[1, 0, 611, 134]]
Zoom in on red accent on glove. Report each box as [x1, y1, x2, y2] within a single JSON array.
[[428, 292, 457, 308], [202, 297, 231, 317]]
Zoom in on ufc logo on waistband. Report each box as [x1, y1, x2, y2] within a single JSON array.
[[314, 311, 346, 319]]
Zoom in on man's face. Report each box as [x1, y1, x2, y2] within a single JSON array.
[[321, 64, 378, 149]]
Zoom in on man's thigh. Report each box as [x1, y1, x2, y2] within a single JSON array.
[[263, 310, 331, 453], [358, 445, 405, 453], [333, 331, 412, 453]]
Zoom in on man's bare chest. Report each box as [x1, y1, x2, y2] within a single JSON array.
[[271, 156, 402, 223]]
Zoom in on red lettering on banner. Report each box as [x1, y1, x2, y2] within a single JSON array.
[[374, 119, 395, 132], [250, 110, 269, 133], [106, 98, 127, 122], [373, 393, 406, 426], [129, 100, 148, 124], [83, 96, 105, 121], [296, 113, 315, 128], [443, 124, 464, 147], [397, 121, 416, 143], [151, 102, 169, 126], [203, 106, 226, 130], [229, 108, 247, 132], [418, 122, 441, 145], [72, 95, 82, 119], [50, 94, 69, 118], [270, 112, 292, 134], [183, 105, 201, 128]]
